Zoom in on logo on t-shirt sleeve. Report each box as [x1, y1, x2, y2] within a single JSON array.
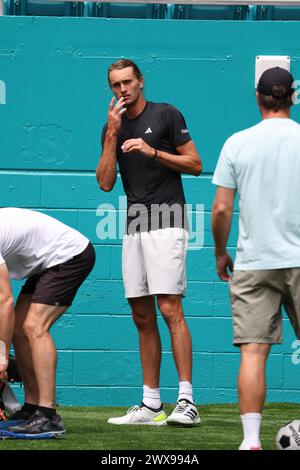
[[181, 129, 189, 134]]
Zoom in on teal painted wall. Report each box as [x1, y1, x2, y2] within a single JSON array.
[[1, 17, 300, 406]]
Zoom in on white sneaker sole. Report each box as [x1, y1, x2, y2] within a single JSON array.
[[108, 419, 167, 426], [166, 417, 201, 427], [0, 429, 66, 439]]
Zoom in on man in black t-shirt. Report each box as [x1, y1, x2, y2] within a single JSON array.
[[96, 59, 202, 426]]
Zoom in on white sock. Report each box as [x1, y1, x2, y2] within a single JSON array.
[[240, 413, 262, 449], [142, 385, 162, 410], [178, 381, 194, 404]]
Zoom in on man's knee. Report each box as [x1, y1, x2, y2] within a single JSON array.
[[23, 318, 45, 342], [240, 343, 271, 361], [157, 295, 183, 326], [129, 298, 157, 331]]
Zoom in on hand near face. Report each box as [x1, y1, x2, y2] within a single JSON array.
[[107, 97, 127, 134], [121, 138, 155, 158]]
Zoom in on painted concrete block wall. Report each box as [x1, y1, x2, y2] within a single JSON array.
[[1, 17, 300, 406]]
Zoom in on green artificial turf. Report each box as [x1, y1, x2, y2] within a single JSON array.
[[0, 403, 299, 450]]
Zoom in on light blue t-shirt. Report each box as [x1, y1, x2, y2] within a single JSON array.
[[212, 118, 300, 270]]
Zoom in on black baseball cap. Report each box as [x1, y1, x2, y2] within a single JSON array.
[[257, 67, 294, 97]]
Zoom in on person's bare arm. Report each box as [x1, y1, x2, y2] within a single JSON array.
[[121, 138, 202, 176], [0, 264, 15, 380], [212, 187, 236, 281], [96, 97, 126, 192]]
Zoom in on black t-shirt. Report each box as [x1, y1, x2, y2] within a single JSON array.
[[101, 102, 191, 233]]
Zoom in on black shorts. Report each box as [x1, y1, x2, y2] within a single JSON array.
[[20, 242, 96, 307]]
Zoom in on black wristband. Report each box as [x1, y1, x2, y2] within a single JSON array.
[[153, 149, 158, 159]]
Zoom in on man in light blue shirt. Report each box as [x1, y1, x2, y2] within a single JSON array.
[[212, 67, 300, 450]]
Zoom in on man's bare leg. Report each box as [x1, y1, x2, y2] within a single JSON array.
[[238, 343, 271, 450], [157, 294, 192, 384], [239, 343, 270, 414], [129, 296, 161, 389], [107, 296, 165, 424], [23, 303, 67, 408], [156, 294, 199, 426], [13, 294, 39, 405]]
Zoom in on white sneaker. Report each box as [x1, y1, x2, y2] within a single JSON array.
[[166, 400, 201, 426], [107, 405, 167, 426]]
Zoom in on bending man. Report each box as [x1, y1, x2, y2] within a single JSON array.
[[0, 207, 95, 438]]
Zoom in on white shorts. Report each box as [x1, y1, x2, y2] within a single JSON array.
[[122, 228, 189, 298]]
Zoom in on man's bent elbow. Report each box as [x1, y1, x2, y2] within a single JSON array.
[[96, 171, 115, 192], [212, 203, 232, 217], [99, 179, 115, 192], [193, 161, 202, 176]]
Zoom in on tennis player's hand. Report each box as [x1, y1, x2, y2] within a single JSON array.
[[215, 252, 233, 282], [107, 97, 127, 134], [121, 138, 155, 158]]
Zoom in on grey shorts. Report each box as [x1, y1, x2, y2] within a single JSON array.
[[229, 268, 300, 345], [122, 228, 188, 298]]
